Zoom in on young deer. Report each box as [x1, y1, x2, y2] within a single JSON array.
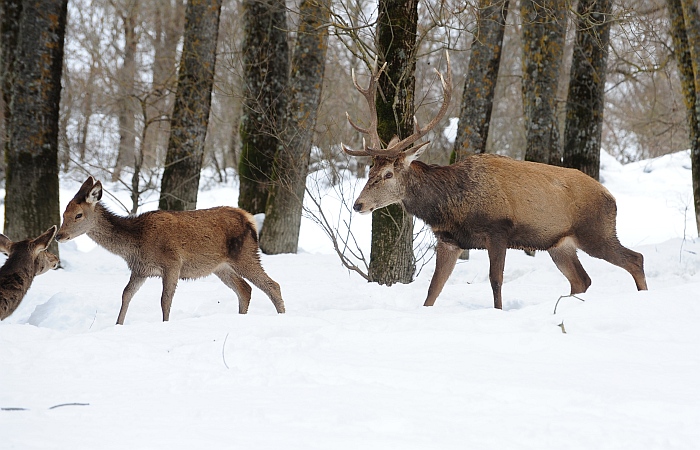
[[343, 52, 647, 309], [56, 177, 285, 324], [0, 226, 59, 320]]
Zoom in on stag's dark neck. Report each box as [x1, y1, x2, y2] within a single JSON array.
[[87, 203, 143, 259], [401, 160, 468, 226]]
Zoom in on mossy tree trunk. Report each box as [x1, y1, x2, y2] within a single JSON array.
[[159, 0, 223, 211], [521, 0, 566, 165], [2, 0, 67, 256], [0, 0, 22, 181], [260, 0, 330, 254], [237, 0, 289, 214], [369, 0, 419, 285], [562, 0, 612, 181], [668, 0, 700, 236], [451, 0, 509, 162]]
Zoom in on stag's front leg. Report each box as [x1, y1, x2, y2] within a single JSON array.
[[424, 240, 462, 307], [486, 240, 507, 310], [160, 268, 180, 322], [117, 273, 146, 325]]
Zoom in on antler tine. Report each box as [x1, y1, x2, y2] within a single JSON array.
[[345, 58, 388, 153], [386, 50, 453, 154]]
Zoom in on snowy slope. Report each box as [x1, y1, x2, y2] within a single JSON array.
[[1, 151, 699, 449]]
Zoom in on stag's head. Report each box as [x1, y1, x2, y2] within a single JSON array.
[[343, 52, 452, 215], [56, 177, 103, 243]]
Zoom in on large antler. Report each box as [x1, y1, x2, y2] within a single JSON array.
[[342, 50, 453, 158]]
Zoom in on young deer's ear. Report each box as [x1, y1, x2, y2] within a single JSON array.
[[86, 180, 103, 204], [0, 234, 13, 255], [32, 225, 57, 254]]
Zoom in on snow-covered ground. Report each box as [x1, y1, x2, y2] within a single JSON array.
[[1, 151, 699, 449]]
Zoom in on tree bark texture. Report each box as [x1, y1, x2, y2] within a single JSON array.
[[451, 0, 509, 162], [259, 0, 330, 254], [562, 0, 612, 181], [112, 3, 138, 182], [3, 0, 66, 256], [520, 0, 566, 165], [0, 0, 22, 179], [159, 0, 223, 211], [369, 0, 419, 285], [671, 0, 700, 236], [238, 0, 289, 214]]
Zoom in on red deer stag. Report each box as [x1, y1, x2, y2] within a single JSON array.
[[56, 177, 285, 324], [0, 226, 59, 320], [343, 52, 647, 309]]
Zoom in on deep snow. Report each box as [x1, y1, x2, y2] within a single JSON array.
[[1, 151, 699, 449]]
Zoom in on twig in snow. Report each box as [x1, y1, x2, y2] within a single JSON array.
[[89, 309, 97, 330], [222, 332, 230, 369], [49, 403, 90, 409], [553, 294, 585, 314], [558, 321, 567, 334]]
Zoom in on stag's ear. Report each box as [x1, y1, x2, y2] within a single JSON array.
[[402, 141, 430, 166], [0, 234, 13, 255], [86, 180, 103, 204], [31, 225, 57, 255]]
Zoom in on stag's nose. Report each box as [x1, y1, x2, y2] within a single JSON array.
[[353, 202, 363, 213]]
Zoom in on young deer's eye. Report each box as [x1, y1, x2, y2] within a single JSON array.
[[75, 213, 83, 220], [384, 172, 393, 180]]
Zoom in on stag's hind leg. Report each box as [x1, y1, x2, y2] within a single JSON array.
[[548, 238, 591, 295], [215, 267, 253, 314], [579, 238, 647, 291]]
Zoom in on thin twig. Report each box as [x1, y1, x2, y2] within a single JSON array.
[[553, 294, 585, 315], [222, 332, 230, 369], [48, 403, 90, 410]]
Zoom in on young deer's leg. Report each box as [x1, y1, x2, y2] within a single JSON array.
[[548, 239, 591, 295], [233, 262, 285, 314], [215, 267, 252, 314], [117, 273, 146, 325], [424, 240, 462, 307], [579, 238, 648, 291], [160, 268, 180, 322], [486, 240, 507, 310]]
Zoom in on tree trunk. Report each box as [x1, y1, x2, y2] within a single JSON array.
[[672, 0, 700, 236], [112, 3, 138, 182], [2, 0, 67, 257], [562, 0, 612, 181], [259, 0, 330, 254], [369, 0, 419, 285], [159, 0, 222, 211], [0, 0, 22, 181], [452, 0, 509, 161], [237, 0, 289, 214], [520, 0, 566, 165]]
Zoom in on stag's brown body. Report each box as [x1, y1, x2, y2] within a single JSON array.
[[0, 226, 59, 320], [56, 177, 285, 324], [344, 52, 647, 309]]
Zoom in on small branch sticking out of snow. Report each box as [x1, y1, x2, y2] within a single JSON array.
[[553, 294, 585, 315], [222, 332, 230, 369]]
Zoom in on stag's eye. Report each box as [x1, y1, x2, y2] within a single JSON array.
[[75, 213, 83, 220], [384, 172, 393, 180]]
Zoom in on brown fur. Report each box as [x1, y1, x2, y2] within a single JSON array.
[[56, 177, 285, 324], [0, 226, 59, 320], [353, 152, 648, 309]]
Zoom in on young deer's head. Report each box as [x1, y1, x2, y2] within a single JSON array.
[[342, 51, 452, 214], [56, 177, 103, 243], [0, 226, 59, 274]]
